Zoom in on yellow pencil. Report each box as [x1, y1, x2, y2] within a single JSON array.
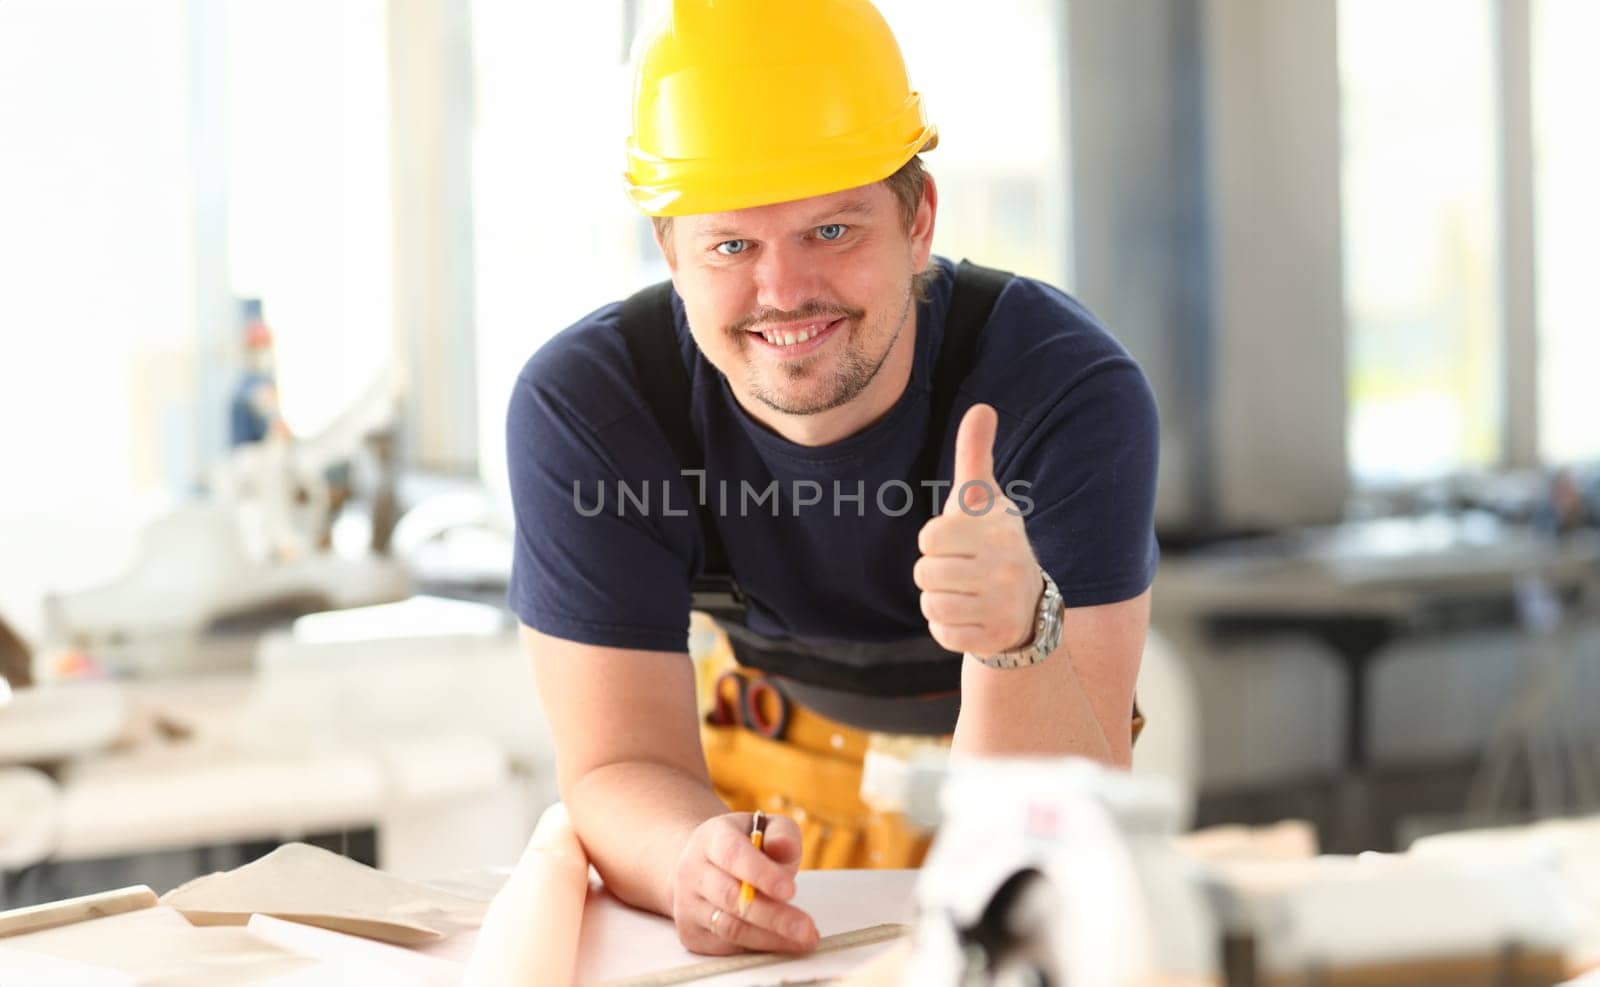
[[737, 811, 768, 917]]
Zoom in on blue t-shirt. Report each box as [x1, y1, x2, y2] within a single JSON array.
[[506, 256, 1159, 727]]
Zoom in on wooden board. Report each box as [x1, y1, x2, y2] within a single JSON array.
[[0, 886, 158, 940]]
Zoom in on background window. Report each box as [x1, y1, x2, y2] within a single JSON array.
[[0, 0, 192, 633], [1532, 0, 1600, 466], [873, 0, 1070, 287], [470, 2, 643, 504], [1340, 0, 1502, 484], [225, 0, 393, 439]]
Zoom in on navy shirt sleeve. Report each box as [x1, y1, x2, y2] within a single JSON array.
[[504, 337, 695, 654], [961, 271, 1161, 611], [999, 357, 1161, 609]]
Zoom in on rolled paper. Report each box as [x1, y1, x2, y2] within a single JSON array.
[[463, 802, 591, 987]]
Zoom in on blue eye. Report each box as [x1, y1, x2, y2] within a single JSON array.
[[816, 224, 847, 241], [715, 240, 750, 256]]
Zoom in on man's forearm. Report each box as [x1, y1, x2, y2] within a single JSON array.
[[950, 649, 1117, 763], [565, 760, 730, 916]]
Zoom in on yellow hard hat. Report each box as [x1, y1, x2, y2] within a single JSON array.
[[624, 0, 938, 217]]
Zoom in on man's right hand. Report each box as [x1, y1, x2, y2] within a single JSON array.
[[522, 627, 818, 950], [670, 812, 819, 955]]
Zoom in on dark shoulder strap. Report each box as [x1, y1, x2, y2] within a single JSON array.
[[917, 259, 1013, 496], [617, 281, 742, 617], [619, 281, 694, 468]]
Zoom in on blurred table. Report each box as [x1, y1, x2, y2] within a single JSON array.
[[1156, 516, 1600, 848]]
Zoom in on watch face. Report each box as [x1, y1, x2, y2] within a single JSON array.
[[1040, 615, 1062, 656], [1039, 590, 1064, 654]]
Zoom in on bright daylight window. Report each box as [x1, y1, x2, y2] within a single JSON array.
[[470, 3, 644, 503], [225, 0, 392, 439], [1532, 0, 1600, 466], [1340, 0, 1501, 484], [0, 0, 192, 630], [873, 0, 1070, 287]]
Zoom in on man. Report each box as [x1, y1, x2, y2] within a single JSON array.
[[228, 301, 289, 449], [506, 0, 1158, 957]]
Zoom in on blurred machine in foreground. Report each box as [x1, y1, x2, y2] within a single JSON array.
[[901, 758, 1595, 987]]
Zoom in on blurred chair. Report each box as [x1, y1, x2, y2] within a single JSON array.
[[1131, 628, 1201, 829]]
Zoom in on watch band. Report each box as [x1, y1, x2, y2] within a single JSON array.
[[966, 569, 1063, 670]]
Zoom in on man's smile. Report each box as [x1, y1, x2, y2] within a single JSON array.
[[745, 316, 848, 357]]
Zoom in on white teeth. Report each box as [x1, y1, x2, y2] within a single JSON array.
[[762, 324, 824, 347]]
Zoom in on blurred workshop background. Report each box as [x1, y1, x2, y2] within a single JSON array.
[[1, 0, 1597, 911]]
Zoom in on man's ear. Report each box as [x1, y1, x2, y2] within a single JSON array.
[[910, 171, 938, 273], [651, 217, 679, 276]]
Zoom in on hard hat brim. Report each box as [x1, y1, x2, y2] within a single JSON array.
[[626, 120, 937, 217]]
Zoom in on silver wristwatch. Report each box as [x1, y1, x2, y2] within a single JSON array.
[[967, 569, 1063, 670]]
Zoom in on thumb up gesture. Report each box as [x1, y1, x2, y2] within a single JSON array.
[[913, 403, 1044, 656]]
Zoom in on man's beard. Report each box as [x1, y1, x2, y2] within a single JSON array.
[[737, 282, 914, 417]]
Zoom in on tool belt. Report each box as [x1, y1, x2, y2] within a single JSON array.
[[691, 614, 1147, 871], [693, 615, 941, 870]]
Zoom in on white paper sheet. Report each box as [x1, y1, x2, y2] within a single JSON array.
[[574, 868, 919, 987], [247, 914, 463, 985], [0, 905, 317, 985]]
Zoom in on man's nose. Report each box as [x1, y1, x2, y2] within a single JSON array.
[[751, 241, 824, 316]]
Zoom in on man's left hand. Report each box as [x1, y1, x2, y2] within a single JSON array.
[[913, 403, 1042, 656]]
